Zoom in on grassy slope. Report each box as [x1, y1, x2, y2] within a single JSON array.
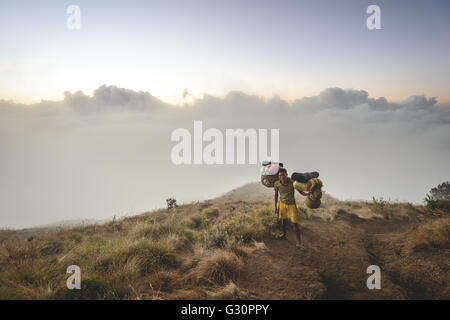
[[0, 182, 449, 300]]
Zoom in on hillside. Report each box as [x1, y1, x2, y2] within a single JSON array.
[[0, 182, 449, 299], [0, 219, 102, 244]]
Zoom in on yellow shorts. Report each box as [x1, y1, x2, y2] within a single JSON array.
[[278, 202, 299, 223]]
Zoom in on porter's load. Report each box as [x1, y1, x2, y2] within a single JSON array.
[[293, 177, 323, 209], [260, 161, 283, 188], [291, 171, 319, 183]]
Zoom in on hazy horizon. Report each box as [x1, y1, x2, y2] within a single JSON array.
[[1, 85, 450, 229]]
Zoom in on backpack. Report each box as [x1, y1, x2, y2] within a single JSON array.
[[260, 162, 284, 188], [305, 178, 323, 209], [291, 171, 319, 183]]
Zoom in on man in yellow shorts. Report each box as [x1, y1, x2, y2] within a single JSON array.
[[273, 168, 304, 249]]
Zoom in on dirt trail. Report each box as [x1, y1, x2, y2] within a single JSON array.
[[238, 211, 445, 299]]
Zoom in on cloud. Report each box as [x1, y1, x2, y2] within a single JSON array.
[[1, 85, 449, 228], [292, 87, 369, 110], [4, 84, 447, 121], [400, 95, 438, 110], [62, 85, 168, 114]]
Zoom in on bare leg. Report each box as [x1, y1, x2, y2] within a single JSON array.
[[277, 219, 287, 239], [292, 223, 302, 246]]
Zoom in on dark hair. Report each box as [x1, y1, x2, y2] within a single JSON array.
[[278, 168, 287, 175]]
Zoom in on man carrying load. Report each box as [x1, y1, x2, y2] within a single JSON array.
[[273, 168, 304, 249]]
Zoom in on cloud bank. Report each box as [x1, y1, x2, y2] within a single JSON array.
[[1, 86, 449, 228]]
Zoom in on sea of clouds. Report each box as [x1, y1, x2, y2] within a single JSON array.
[[1, 85, 449, 228]]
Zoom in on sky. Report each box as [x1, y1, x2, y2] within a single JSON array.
[[0, 1, 450, 228], [0, 0, 449, 104]]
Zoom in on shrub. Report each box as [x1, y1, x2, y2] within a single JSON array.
[[370, 197, 388, 214], [203, 225, 231, 248], [426, 199, 450, 212], [426, 182, 450, 201], [425, 182, 450, 212], [166, 198, 178, 210]]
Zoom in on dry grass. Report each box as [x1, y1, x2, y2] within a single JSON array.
[[195, 249, 244, 285], [146, 271, 182, 293], [1, 183, 446, 300], [207, 281, 248, 299], [202, 208, 220, 219], [413, 218, 450, 250], [0, 195, 270, 299], [229, 241, 250, 258], [368, 198, 420, 220]]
